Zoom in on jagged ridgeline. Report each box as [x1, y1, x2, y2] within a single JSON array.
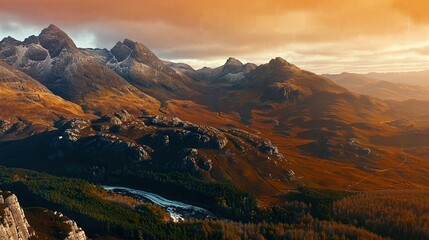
[[0, 24, 429, 240]]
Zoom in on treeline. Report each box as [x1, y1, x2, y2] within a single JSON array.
[[107, 170, 259, 221], [333, 190, 429, 240], [107, 170, 351, 224], [0, 166, 146, 238], [174, 219, 386, 240], [0, 166, 387, 240]]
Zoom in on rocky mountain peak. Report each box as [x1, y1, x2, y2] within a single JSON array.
[[122, 38, 138, 50], [221, 57, 246, 75], [38, 24, 78, 58], [265, 57, 302, 75], [122, 39, 162, 66], [23, 35, 39, 45], [225, 57, 243, 67], [0, 37, 21, 59], [268, 57, 294, 68], [111, 41, 132, 62], [0, 36, 21, 46]]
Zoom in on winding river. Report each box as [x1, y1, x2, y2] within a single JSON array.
[[102, 186, 218, 222]]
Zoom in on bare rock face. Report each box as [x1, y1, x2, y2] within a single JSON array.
[[38, 24, 78, 58], [111, 41, 132, 62], [64, 219, 87, 240], [0, 37, 20, 62], [262, 83, 306, 102], [0, 120, 12, 133], [0, 45, 16, 58], [0, 191, 87, 240], [26, 44, 49, 61], [226, 129, 278, 155], [22, 35, 39, 45], [0, 192, 34, 240]]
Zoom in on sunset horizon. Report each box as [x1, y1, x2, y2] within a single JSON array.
[[1, 1, 429, 239], [1, 0, 429, 73]]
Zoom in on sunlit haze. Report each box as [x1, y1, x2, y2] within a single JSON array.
[[1, 0, 429, 73]]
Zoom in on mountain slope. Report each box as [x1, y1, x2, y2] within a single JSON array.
[[0, 25, 160, 116], [0, 111, 293, 196], [0, 60, 84, 138], [163, 57, 429, 192], [196, 57, 257, 83], [104, 39, 199, 101], [364, 70, 429, 86], [1, 24, 429, 194], [324, 72, 429, 101], [195, 57, 347, 123]]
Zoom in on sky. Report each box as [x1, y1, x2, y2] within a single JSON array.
[[0, 0, 429, 73]]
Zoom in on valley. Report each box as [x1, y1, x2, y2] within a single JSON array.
[[0, 23, 428, 239]]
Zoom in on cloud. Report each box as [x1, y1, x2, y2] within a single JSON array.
[[392, 0, 429, 24], [0, 18, 41, 41], [1, 0, 429, 73]]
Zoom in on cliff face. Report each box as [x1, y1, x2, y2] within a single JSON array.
[[64, 219, 87, 240], [0, 191, 87, 240], [0, 191, 34, 240]]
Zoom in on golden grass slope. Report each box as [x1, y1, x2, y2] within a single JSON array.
[[0, 61, 84, 126]]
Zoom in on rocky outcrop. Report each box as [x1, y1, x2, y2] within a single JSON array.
[[42, 111, 291, 179], [63, 219, 87, 240], [342, 138, 371, 157], [105, 38, 197, 100], [111, 41, 132, 62], [22, 35, 38, 45], [38, 24, 78, 58], [196, 57, 257, 82], [26, 44, 49, 61], [0, 120, 12, 133], [226, 129, 279, 155], [301, 137, 373, 161], [0, 37, 20, 61], [147, 126, 228, 150], [0, 191, 34, 240], [177, 148, 213, 173], [0, 191, 87, 240], [262, 83, 307, 102], [145, 115, 188, 128]]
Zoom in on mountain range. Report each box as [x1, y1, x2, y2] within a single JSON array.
[[1, 24, 429, 239], [1, 24, 429, 191], [323, 72, 429, 101]]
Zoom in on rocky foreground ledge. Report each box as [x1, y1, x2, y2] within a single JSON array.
[[0, 190, 87, 240]]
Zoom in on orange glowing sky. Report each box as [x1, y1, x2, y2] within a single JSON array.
[[1, 0, 429, 73]]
